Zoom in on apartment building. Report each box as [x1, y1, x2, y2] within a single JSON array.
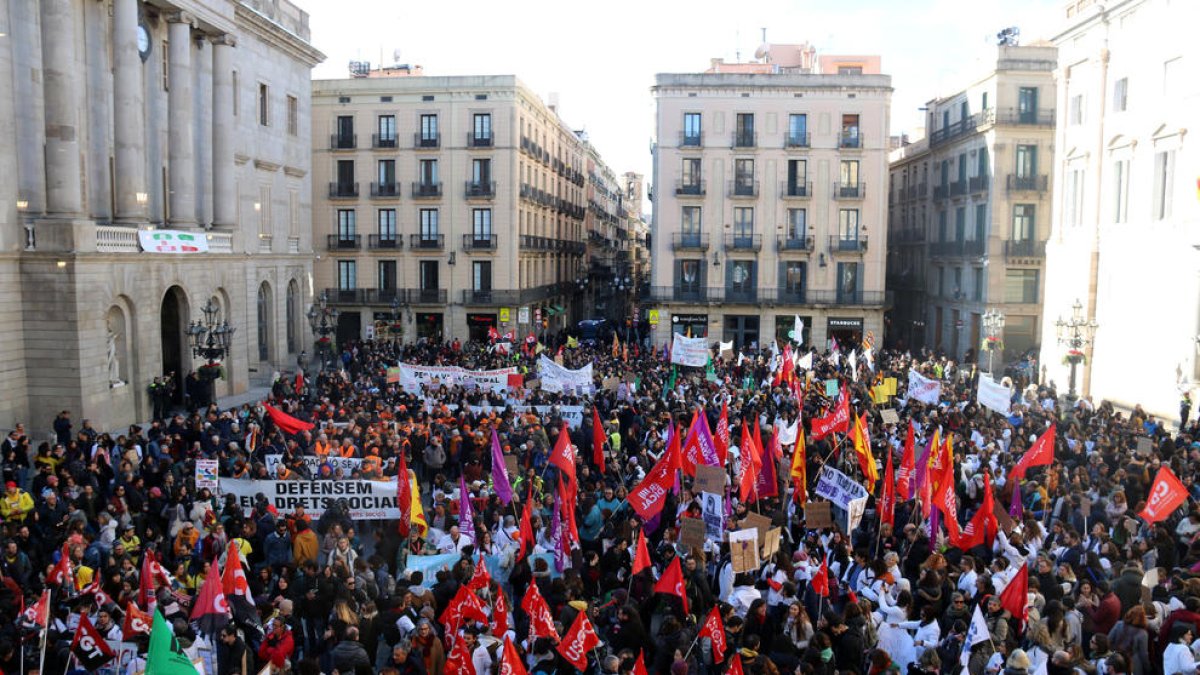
[[1039, 0, 1199, 418], [312, 70, 598, 344], [0, 0, 323, 428], [649, 45, 892, 349], [886, 45, 1057, 365]]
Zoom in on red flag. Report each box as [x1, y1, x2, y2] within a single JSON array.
[[728, 653, 746, 675], [397, 451, 412, 537], [592, 408, 606, 474], [549, 423, 577, 490], [517, 489, 535, 561], [500, 636, 527, 675], [122, 600, 152, 638], [47, 545, 72, 589], [1140, 466, 1189, 524], [698, 605, 728, 662], [715, 401, 730, 466], [441, 585, 489, 629], [137, 550, 157, 611], [466, 554, 493, 592], [653, 557, 690, 615], [628, 439, 679, 520], [444, 639, 474, 675], [521, 582, 558, 642], [999, 562, 1029, 625], [953, 473, 998, 550], [263, 403, 314, 435], [22, 588, 50, 627], [790, 425, 808, 504], [810, 389, 850, 440], [493, 587, 510, 637], [898, 421, 916, 499], [811, 559, 830, 597], [70, 612, 116, 670], [191, 558, 231, 637], [932, 457, 963, 541], [556, 608, 600, 671], [754, 423, 780, 499], [557, 478, 580, 546], [632, 651, 650, 675], [222, 542, 260, 631], [851, 411, 879, 491], [738, 423, 762, 503], [1010, 424, 1055, 480], [880, 446, 895, 528], [632, 528, 651, 576]]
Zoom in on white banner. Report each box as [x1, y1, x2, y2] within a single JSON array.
[[907, 370, 943, 405], [218, 478, 400, 520], [398, 363, 515, 394], [468, 404, 584, 429], [137, 229, 210, 254], [264, 454, 363, 477], [813, 465, 869, 510], [536, 356, 595, 394], [976, 376, 1013, 415], [671, 334, 710, 367]]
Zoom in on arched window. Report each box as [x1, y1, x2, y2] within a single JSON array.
[[257, 282, 272, 362], [286, 280, 299, 354]]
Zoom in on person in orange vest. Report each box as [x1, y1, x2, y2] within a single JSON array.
[[336, 438, 357, 458], [313, 434, 331, 457]]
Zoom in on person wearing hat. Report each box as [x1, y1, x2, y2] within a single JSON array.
[[173, 521, 200, 560], [0, 481, 33, 524]]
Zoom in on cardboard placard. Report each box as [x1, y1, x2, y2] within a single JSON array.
[[991, 498, 1016, 533], [880, 409, 900, 425], [1124, 516, 1139, 536], [680, 518, 707, 550], [1136, 437, 1153, 457], [1080, 497, 1092, 518], [695, 465, 726, 495], [884, 377, 898, 396], [602, 376, 620, 391], [805, 502, 834, 529], [740, 512, 773, 543], [762, 527, 782, 560], [729, 528, 760, 573], [524, 378, 540, 390], [504, 455, 520, 480]]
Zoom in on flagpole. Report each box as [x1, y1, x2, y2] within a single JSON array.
[[37, 589, 50, 675]]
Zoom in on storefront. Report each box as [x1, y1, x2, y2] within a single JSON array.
[[466, 313, 497, 343], [670, 313, 708, 338], [827, 317, 864, 351], [723, 315, 760, 350], [775, 315, 812, 347], [415, 312, 444, 342], [372, 311, 404, 342]]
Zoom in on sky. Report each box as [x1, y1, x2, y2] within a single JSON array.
[[303, 0, 1065, 193]]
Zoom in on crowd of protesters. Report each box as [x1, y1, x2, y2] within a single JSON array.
[[0, 331, 1197, 675]]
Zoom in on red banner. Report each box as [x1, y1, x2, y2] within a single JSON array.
[[810, 391, 850, 440], [698, 605, 727, 662], [628, 441, 679, 520], [1140, 466, 1189, 524], [556, 610, 600, 671]]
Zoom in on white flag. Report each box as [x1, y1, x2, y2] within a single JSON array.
[[793, 316, 805, 343], [831, 349, 841, 367], [960, 604, 991, 669], [796, 351, 813, 371], [718, 340, 733, 355], [777, 417, 800, 445], [863, 348, 875, 372], [849, 350, 859, 381]]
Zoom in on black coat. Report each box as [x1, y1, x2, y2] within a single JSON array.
[[834, 617, 867, 674]]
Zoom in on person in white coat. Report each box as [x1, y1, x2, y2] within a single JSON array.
[[874, 586, 917, 671], [1163, 624, 1197, 675], [910, 605, 942, 660]]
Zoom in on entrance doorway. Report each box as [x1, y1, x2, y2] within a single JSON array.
[[467, 313, 497, 342], [723, 315, 759, 350], [827, 317, 864, 352], [160, 286, 189, 406], [336, 311, 361, 348]]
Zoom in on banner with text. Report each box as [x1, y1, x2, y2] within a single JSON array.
[[536, 356, 595, 394], [671, 334, 711, 367], [907, 370, 943, 405], [218, 478, 400, 520], [398, 363, 516, 394], [468, 404, 584, 429], [264, 454, 363, 477], [813, 465, 870, 532], [976, 376, 1013, 415]]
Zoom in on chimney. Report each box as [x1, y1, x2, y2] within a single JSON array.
[[547, 91, 559, 113]]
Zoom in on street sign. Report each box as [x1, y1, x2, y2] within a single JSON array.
[[648, 309, 660, 326], [518, 307, 530, 325], [534, 308, 542, 323], [499, 307, 510, 323]]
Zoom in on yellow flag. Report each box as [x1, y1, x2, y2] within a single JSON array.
[[410, 473, 427, 539], [566, 336, 579, 348], [851, 412, 879, 488]]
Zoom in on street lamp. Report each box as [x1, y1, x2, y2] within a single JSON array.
[[982, 308, 1006, 375], [307, 291, 339, 371], [1055, 299, 1098, 400], [187, 298, 236, 364]]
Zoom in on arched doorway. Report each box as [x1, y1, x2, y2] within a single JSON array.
[[257, 281, 273, 363], [160, 286, 189, 405], [286, 280, 299, 355]]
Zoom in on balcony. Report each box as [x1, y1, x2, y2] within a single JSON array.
[[671, 233, 710, 251], [968, 175, 989, 193], [933, 184, 950, 200], [729, 180, 759, 198], [1006, 174, 1049, 193], [648, 286, 711, 303], [468, 133, 493, 148], [675, 180, 706, 197], [414, 133, 440, 149], [411, 181, 443, 199], [777, 236, 814, 252], [929, 114, 982, 147], [720, 288, 758, 304], [328, 182, 359, 199], [326, 234, 361, 250], [330, 134, 356, 150], [732, 131, 756, 148], [368, 234, 401, 250], [725, 233, 763, 252], [1004, 239, 1046, 259], [805, 290, 886, 306], [370, 182, 400, 198], [777, 288, 807, 304], [407, 288, 448, 304], [371, 134, 396, 149], [839, 131, 863, 149], [324, 288, 367, 304], [409, 234, 445, 250], [462, 234, 498, 251], [461, 289, 521, 306], [950, 180, 968, 197], [368, 288, 405, 305], [930, 239, 985, 257], [465, 181, 496, 199], [520, 235, 552, 251], [679, 132, 703, 148], [828, 235, 868, 253], [996, 107, 1056, 126], [833, 182, 866, 200], [785, 132, 811, 148], [781, 181, 812, 199]]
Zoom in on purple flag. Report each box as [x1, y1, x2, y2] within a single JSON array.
[[929, 508, 940, 541], [458, 474, 475, 542], [491, 429, 514, 505], [1009, 480, 1023, 519], [682, 409, 722, 467], [913, 433, 934, 500]]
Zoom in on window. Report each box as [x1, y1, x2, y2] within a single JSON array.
[[783, 261, 806, 294], [419, 209, 439, 238], [473, 209, 492, 239], [841, 114, 860, 146], [378, 261, 397, 290], [1069, 94, 1084, 125], [419, 114, 438, 145], [837, 65, 863, 75], [957, 153, 967, 183], [787, 114, 807, 146], [953, 268, 963, 297], [681, 158, 702, 188], [1113, 77, 1128, 112], [939, 159, 950, 188], [1164, 57, 1182, 96], [473, 261, 492, 292], [473, 113, 492, 143], [786, 208, 807, 240], [472, 158, 491, 185], [981, 91, 989, 111], [974, 203, 987, 241], [735, 113, 754, 146], [727, 261, 756, 299], [419, 159, 438, 185], [337, 260, 356, 290], [1017, 87, 1038, 123], [162, 41, 169, 91], [1013, 204, 1035, 240], [836, 263, 859, 303], [787, 159, 807, 195], [955, 207, 966, 241], [1015, 145, 1037, 178], [973, 268, 984, 302], [378, 209, 396, 240], [677, 259, 703, 293], [378, 115, 396, 144], [1066, 167, 1085, 226], [733, 207, 754, 238], [1153, 150, 1175, 220], [258, 83, 269, 126], [938, 210, 947, 242], [681, 206, 701, 234], [734, 159, 755, 194], [1004, 270, 1038, 304], [683, 113, 702, 144], [378, 160, 396, 186], [336, 209, 355, 238], [840, 160, 860, 186], [1113, 159, 1130, 223], [419, 260, 439, 290], [286, 95, 297, 135], [976, 147, 989, 178], [838, 209, 860, 240]]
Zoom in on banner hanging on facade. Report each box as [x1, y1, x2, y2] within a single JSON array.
[[218, 478, 400, 520], [137, 230, 209, 253]]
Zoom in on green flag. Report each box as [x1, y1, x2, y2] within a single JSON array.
[[148, 609, 200, 675]]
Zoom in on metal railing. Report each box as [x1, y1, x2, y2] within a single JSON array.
[[406, 288, 448, 304], [328, 182, 359, 198], [368, 234, 400, 250], [462, 234, 498, 251], [1004, 239, 1046, 259], [950, 180, 968, 196], [777, 236, 814, 252], [671, 233, 710, 250], [408, 234, 445, 250], [1006, 174, 1049, 192], [370, 182, 399, 198], [465, 181, 496, 199], [371, 134, 396, 149], [647, 286, 711, 303], [414, 132, 440, 148], [729, 180, 759, 198], [833, 182, 865, 200], [411, 182, 443, 198], [732, 131, 756, 148], [968, 175, 989, 193], [324, 288, 367, 304], [679, 132, 703, 148], [839, 131, 863, 148], [725, 234, 762, 251], [461, 289, 521, 306], [675, 180, 706, 196], [996, 107, 1056, 126], [827, 235, 868, 252], [326, 234, 361, 250], [804, 290, 886, 305], [933, 184, 950, 200], [468, 133, 493, 148], [367, 288, 405, 305], [776, 288, 807, 304], [330, 134, 356, 150], [785, 133, 811, 148], [781, 181, 812, 198]]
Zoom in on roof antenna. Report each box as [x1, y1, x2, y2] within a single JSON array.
[[735, 29, 740, 62], [761, 27, 767, 43]]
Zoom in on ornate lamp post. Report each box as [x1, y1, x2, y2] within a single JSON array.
[[982, 308, 1006, 375], [186, 298, 235, 382], [1055, 299, 1098, 401], [307, 292, 339, 371]]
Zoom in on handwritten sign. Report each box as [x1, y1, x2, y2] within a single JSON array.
[[740, 512, 773, 543], [695, 465, 726, 495], [680, 518, 707, 551], [729, 528, 759, 573], [805, 502, 833, 529], [880, 409, 900, 425], [1136, 437, 1153, 457], [763, 527, 782, 559]]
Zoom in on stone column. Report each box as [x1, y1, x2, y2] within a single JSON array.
[[195, 38, 213, 227], [167, 12, 197, 226], [112, 0, 146, 223], [211, 35, 237, 229], [40, 0, 83, 216]]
